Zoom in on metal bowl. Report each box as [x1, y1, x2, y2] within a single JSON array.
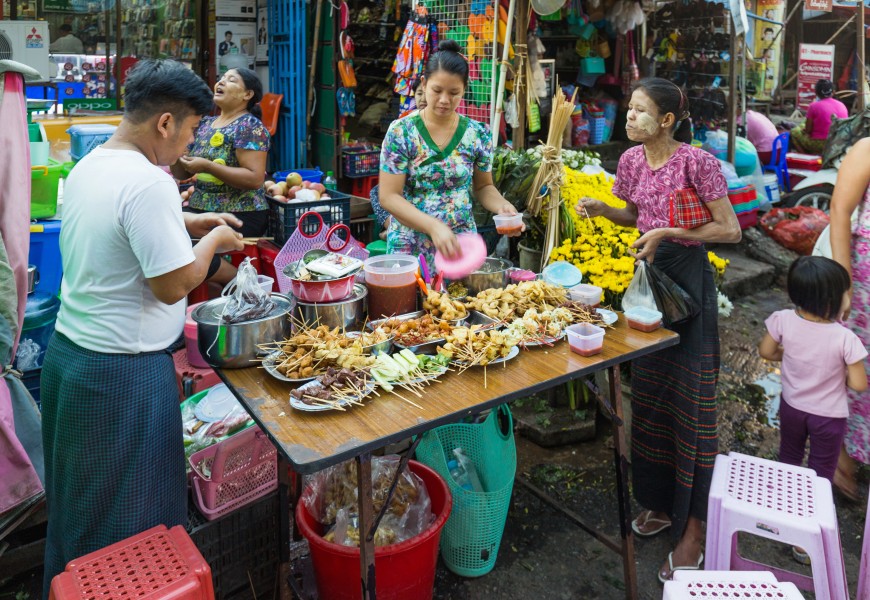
[[192, 294, 293, 369], [458, 257, 514, 296], [345, 330, 393, 355], [293, 284, 367, 330]]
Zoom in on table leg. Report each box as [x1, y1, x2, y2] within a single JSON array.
[[357, 453, 376, 600], [608, 365, 638, 600], [278, 455, 294, 600]]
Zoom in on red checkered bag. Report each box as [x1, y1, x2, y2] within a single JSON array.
[[668, 187, 712, 229]]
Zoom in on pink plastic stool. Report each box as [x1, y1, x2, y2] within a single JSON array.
[[856, 486, 870, 599], [173, 349, 221, 401], [705, 452, 847, 599], [663, 571, 804, 599]]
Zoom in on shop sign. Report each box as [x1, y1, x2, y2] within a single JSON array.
[[43, 0, 115, 12], [64, 98, 117, 111], [804, 0, 832, 10], [797, 44, 835, 110]]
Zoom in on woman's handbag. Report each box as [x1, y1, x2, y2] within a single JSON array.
[[668, 187, 713, 229], [337, 32, 357, 88]]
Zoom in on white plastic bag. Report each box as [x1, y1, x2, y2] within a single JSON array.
[[621, 261, 658, 312]]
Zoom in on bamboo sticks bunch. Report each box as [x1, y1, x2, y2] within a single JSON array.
[[560, 301, 612, 328], [525, 88, 578, 271]]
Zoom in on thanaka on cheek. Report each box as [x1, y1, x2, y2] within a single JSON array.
[[636, 113, 659, 135]]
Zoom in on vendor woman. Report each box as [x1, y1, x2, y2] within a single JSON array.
[[378, 39, 522, 266], [577, 78, 741, 582]]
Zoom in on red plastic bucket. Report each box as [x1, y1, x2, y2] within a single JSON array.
[[296, 460, 452, 600]]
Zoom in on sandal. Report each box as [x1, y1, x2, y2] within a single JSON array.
[[631, 510, 672, 538], [792, 546, 811, 566], [833, 467, 860, 503], [657, 551, 704, 584]]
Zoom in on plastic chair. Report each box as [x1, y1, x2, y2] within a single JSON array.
[[259, 93, 283, 137], [705, 452, 848, 599], [855, 483, 870, 599], [663, 571, 805, 599], [762, 131, 791, 192]]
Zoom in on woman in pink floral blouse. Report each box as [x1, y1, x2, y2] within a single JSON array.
[[830, 137, 870, 501], [577, 78, 741, 583]]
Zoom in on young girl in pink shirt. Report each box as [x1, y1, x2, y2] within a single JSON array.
[[759, 256, 868, 481]]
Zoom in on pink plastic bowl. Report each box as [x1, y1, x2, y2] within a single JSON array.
[[289, 272, 357, 303], [433, 233, 487, 279]]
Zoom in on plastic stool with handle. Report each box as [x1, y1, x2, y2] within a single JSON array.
[[705, 452, 847, 599], [663, 570, 805, 600]]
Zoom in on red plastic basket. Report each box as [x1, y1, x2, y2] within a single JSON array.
[[49, 525, 213, 600], [189, 426, 278, 521]]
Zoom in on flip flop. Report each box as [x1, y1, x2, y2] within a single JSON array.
[[792, 546, 811, 566], [631, 510, 672, 538], [657, 551, 704, 584]]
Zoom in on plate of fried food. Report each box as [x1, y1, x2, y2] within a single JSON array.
[[262, 351, 314, 382], [289, 367, 375, 412], [506, 307, 572, 348], [422, 290, 468, 323], [370, 312, 454, 353], [437, 327, 521, 368]]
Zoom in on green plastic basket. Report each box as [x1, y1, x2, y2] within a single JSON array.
[[415, 405, 515, 577]]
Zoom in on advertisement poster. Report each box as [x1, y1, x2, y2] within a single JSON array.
[[752, 0, 785, 100], [216, 0, 256, 19], [215, 20, 256, 76], [797, 44, 835, 109], [256, 5, 268, 64]]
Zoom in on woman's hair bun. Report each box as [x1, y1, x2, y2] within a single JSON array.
[[438, 39, 462, 54]]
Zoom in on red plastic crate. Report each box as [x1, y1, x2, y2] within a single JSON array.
[[350, 175, 378, 199], [256, 239, 280, 292], [189, 426, 278, 521], [173, 349, 221, 401], [786, 152, 823, 172], [727, 185, 755, 206], [49, 524, 214, 600], [737, 209, 759, 230]]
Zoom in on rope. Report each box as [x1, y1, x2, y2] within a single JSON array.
[[2, 365, 23, 379]]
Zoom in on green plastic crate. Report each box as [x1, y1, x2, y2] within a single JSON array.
[[415, 405, 516, 577], [31, 158, 63, 220]]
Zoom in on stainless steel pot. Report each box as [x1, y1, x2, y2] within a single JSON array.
[[293, 284, 367, 330], [458, 257, 513, 296], [192, 294, 293, 369]]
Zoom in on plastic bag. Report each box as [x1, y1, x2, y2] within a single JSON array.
[[302, 455, 433, 547], [181, 396, 254, 464], [646, 262, 701, 327], [717, 159, 739, 185], [221, 257, 275, 323], [621, 261, 658, 313], [760, 206, 830, 255]]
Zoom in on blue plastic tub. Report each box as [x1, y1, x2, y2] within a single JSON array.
[[14, 292, 60, 372], [272, 168, 323, 184], [67, 124, 117, 161], [30, 220, 63, 296]]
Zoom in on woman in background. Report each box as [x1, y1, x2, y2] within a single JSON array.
[[791, 79, 847, 154]]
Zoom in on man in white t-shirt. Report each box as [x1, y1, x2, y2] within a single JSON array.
[[40, 59, 245, 594], [49, 24, 84, 54]]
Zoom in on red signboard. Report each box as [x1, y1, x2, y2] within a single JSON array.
[[805, 0, 833, 10], [797, 44, 835, 110]]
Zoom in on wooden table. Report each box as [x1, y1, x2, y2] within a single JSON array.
[[218, 314, 679, 600]]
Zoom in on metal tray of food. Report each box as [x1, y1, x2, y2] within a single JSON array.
[[366, 310, 427, 332], [465, 310, 503, 330]]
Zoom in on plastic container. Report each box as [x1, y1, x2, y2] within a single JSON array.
[[295, 461, 451, 600], [256, 240, 281, 291], [492, 214, 524, 235], [66, 124, 117, 162], [509, 269, 537, 283], [341, 146, 381, 177], [272, 168, 324, 184], [569, 283, 602, 307], [541, 261, 583, 288], [364, 254, 419, 318], [434, 233, 487, 280], [49, 525, 214, 600], [625, 306, 663, 332], [185, 302, 208, 369], [31, 159, 63, 219], [189, 425, 278, 521], [14, 292, 61, 371], [786, 152, 823, 172], [29, 220, 63, 296], [566, 323, 605, 356], [762, 173, 781, 205], [267, 192, 351, 245]]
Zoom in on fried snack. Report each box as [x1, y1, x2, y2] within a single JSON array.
[[560, 301, 610, 327], [269, 324, 377, 378], [464, 280, 568, 321], [506, 307, 572, 344], [422, 290, 468, 322], [377, 314, 453, 347], [437, 327, 521, 366]]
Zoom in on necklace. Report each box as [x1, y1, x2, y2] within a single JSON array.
[[423, 108, 458, 150], [796, 309, 831, 323]]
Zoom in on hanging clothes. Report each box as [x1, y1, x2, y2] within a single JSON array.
[[392, 12, 430, 97], [0, 61, 45, 516]]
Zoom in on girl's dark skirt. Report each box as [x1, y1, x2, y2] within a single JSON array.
[[630, 241, 720, 542]]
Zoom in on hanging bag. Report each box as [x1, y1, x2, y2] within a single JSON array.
[[596, 32, 611, 59], [668, 188, 713, 229], [622, 260, 700, 327], [337, 32, 358, 88]]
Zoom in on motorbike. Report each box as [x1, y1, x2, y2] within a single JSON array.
[[784, 107, 870, 213]]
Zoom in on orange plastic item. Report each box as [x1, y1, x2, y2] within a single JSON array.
[[259, 93, 283, 137], [468, 13, 486, 37]]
